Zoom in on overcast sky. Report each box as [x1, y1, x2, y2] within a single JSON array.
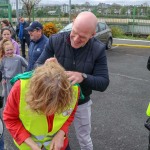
[[39, 0, 150, 5], [10, 0, 150, 6]]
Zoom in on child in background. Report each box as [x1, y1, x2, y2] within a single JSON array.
[[1, 28, 20, 55], [0, 39, 28, 104]]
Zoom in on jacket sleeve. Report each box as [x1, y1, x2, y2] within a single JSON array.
[[81, 44, 109, 92], [147, 56, 150, 71], [20, 56, 28, 69], [15, 42, 20, 55], [35, 36, 55, 67], [3, 80, 31, 145]]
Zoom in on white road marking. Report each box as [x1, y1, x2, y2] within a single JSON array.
[[110, 72, 150, 82]]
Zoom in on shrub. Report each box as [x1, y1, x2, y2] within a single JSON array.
[[111, 26, 124, 38], [53, 22, 63, 32], [147, 35, 150, 41], [43, 22, 58, 37]]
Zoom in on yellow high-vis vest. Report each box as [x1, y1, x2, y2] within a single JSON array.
[[14, 79, 79, 150], [146, 103, 150, 116]]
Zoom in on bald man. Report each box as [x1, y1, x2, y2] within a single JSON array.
[[36, 12, 109, 150]]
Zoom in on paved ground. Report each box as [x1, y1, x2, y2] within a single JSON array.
[[2, 44, 150, 150]]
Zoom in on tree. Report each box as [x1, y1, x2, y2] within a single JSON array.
[[21, 0, 41, 22]]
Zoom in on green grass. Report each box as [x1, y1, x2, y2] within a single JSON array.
[[115, 35, 148, 41]]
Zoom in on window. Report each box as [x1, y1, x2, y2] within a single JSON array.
[[99, 23, 106, 31]]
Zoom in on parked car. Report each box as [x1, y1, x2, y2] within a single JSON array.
[[59, 21, 113, 49]]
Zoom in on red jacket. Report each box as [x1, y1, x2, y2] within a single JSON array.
[[3, 80, 78, 149]]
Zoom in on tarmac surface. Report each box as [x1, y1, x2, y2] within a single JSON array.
[[2, 39, 150, 150]]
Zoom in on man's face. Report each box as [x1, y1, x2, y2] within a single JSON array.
[[19, 18, 24, 23], [28, 29, 42, 41], [70, 23, 94, 49]]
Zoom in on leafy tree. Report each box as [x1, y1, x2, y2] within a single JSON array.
[[36, 9, 44, 17], [21, 0, 41, 22], [120, 6, 127, 15], [12, 10, 16, 18]]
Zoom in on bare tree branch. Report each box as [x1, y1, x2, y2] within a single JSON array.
[[21, 0, 41, 22]]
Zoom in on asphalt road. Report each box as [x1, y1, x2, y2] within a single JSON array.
[[2, 45, 150, 150]]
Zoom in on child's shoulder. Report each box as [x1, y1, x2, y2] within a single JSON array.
[[14, 54, 24, 59]]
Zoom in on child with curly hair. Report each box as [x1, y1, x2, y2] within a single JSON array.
[[3, 62, 80, 150]]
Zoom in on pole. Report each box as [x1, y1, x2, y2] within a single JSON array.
[[69, 0, 71, 23], [8, 3, 12, 23], [16, 0, 19, 23], [132, 6, 136, 37]]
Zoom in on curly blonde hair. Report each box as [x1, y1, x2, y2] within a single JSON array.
[[26, 62, 73, 116]]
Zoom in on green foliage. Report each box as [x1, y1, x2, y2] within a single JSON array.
[[111, 26, 124, 37], [54, 23, 63, 31], [147, 35, 150, 41]]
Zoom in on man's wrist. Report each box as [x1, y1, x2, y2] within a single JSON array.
[[82, 73, 87, 80]]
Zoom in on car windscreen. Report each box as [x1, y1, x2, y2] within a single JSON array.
[[60, 23, 73, 32]]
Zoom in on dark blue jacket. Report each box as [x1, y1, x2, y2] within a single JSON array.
[[27, 34, 48, 71], [16, 21, 30, 40], [36, 32, 109, 104]]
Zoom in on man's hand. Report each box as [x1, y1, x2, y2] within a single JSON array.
[[50, 130, 65, 150], [65, 71, 84, 85], [45, 58, 58, 64]]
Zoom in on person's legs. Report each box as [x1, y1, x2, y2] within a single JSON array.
[[73, 100, 93, 150], [0, 135, 4, 150], [21, 39, 26, 58], [25, 38, 30, 48], [148, 132, 150, 150], [65, 144, 71, 150]]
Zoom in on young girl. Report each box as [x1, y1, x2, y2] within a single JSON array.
[[3, 62, 79, 150], [1, 28, 20, 55], [0, 39, 28, 104]]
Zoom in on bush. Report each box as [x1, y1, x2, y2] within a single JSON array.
[[53, 22, 63, 32], [43, 22, 58, 37], [147, 35, 150, 41], [111, 26, 124, 38]]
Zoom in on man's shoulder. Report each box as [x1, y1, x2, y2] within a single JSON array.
[[42, 35, 48, 41], [50, 32, 70, 42], [90, 37, 106, 52]]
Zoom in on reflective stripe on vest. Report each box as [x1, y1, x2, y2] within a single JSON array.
[[14, 79, 78, 149]]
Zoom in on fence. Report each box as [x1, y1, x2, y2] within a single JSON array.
[[1, 1, 150, 35]]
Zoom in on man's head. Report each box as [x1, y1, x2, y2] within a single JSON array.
[[26, 62, 73, 115], [25, 21, 43, 42], [19, 17, 25, 23], [70, 11, 97, 49], [25, 21, 43, 41]]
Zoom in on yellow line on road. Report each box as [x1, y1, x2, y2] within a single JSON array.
[[113, 44, 150, 48]]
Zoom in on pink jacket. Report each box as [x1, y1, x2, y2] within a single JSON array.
[[11, 39, 20, 55]]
